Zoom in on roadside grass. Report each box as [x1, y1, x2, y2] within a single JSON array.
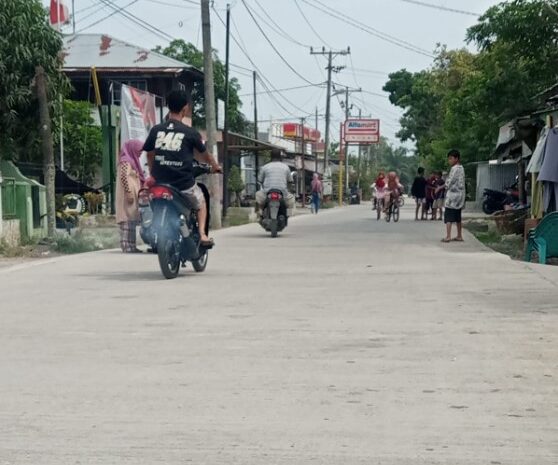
[[465, 222, 525, 260], [52, 229, 120, 254]]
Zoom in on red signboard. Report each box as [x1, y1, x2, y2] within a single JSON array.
[[344, 119, 380, 144], [282, 123, 321, 142]]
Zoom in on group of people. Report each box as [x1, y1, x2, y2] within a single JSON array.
[[411, 167, 446, 221], [410, 149, 466, 242]]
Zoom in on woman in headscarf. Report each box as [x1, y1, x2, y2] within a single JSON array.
[[115, 139, 145, 253], [310, 173, 323, 214]]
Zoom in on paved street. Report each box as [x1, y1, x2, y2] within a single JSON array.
[[1, 205, 557, 464]]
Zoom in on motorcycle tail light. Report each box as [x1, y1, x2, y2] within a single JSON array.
[[269, 192, 282, 201], [138, 189, 150, 206], [149, 186, 173, 201]]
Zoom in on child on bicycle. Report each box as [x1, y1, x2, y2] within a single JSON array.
[[385, 171, 402, 212]]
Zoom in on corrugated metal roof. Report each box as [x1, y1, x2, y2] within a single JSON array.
[[61, 34, 202, 74]]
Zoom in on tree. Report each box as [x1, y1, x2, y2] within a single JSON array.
[[384, 0, 558, 174], [56, 101, 103, 185], [154, 40, 250, 134], [0, 0, 68, 159]]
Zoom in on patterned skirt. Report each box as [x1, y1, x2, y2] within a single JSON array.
[[119, 221, 138, 252]]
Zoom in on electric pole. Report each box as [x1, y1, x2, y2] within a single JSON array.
[[222, 3, 231, 218], [357, 108, 362, 189], [300, 117, 306, 208], [253, 70, 259, 189], [36, 66, 56, 238], [315, 106, 319, 173], [310, 47, 350, 181], [201, 0, 222, 228]]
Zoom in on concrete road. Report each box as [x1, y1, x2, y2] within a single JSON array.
[[1, 205, 557, 464]]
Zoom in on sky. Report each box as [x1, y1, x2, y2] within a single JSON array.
[[47, 0, 502, 148]]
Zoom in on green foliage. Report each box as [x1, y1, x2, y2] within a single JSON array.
[[154, 40, 250, 134], [384, 0, 558, 169], [228, 164, 245, 191], [56, 100, 103, 185], [0, 0, 68, 160]]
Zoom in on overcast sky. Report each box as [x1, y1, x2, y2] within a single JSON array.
[[49, 0, 502, 147]]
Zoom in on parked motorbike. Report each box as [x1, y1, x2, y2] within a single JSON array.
[[260, 189, 288, 238], [482, 185, 519, 215], [142, 164, 212, 279]]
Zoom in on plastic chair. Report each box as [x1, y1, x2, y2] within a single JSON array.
[[525, 212, 558, 264]]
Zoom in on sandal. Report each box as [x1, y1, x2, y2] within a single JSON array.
[[452, 238, 464, 242], [441, 238, 451, 243], [200, 238, 215, 248]]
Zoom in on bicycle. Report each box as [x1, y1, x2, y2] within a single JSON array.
[[385, 195, 400, 223]]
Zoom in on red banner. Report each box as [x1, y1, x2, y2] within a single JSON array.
[[282, 123, 320, 142], [50, 0, 69, 26]]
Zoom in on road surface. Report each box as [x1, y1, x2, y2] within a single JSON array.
[[1, 205, 557, 464]]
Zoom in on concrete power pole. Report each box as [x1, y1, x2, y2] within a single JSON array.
[[310, 47, 350, 188], [201, 0, 222, 229], [35, 66, 56, 238]]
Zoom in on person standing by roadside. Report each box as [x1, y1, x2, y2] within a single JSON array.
[[432, 171, 446, 221], [310, 173, 323, 214], [442, 150, 466, 243], [411, 167, 427, 221], [116, 139, 145, 253]]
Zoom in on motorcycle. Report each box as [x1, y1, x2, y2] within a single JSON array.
[[141, 164, 212, 279], [482, 184, 519, 215], [260, 189, 288, 238]]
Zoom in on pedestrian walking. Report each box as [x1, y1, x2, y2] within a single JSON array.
[[116, 139, 145, 253], [442, 149, 466, 243], [311, 172, 323, 214], [411, 167, 427, 220]]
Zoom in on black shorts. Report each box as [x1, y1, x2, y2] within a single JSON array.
[[444, 207, 462, 224]]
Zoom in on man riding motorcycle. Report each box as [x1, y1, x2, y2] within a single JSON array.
[[255, 149, 295, 216], [143, 90, 222, 246]]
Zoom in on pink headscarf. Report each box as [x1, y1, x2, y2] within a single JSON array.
[[119, 139, 145, 183]]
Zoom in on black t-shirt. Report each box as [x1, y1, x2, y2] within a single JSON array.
[[143, 119, 207, 190], [411, 176, 427, 198]]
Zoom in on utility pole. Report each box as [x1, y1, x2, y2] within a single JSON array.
[[300, 117, 306, 208], [315, 106, 319, 173], [222, 3, 231, 218], [36, 66, 56, 238], [253, 70, 259, 190], [357, 108, 362, 189], [72, 0, 76, 34], [201, 0, 222, 228], [310, 47, 350, 179]]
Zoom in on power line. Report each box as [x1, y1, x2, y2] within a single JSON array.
[[241, 0, 321, 86], [142, 0, 198, 8], [396, 0, 479, 17], [301, 0, 434, 58], [77, 0, 140, 32], [213, 6, 315, 116], [293, 0, 332, 48], [239, 83, 324, 97], [251, 0, 311, 48]]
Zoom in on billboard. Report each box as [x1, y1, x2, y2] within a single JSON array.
[[344, 119, 380, 144], [282, 123, 320, 142], [120, 84, 157, 177]]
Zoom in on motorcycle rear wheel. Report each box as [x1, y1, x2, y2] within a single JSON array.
[[482, 200, 494, 215], [270, 218, 278, 238], [158, 234, 181, 279]]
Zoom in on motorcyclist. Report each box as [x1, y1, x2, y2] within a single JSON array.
[[255, 148, 295, 216], [143, 90, 222, 246]]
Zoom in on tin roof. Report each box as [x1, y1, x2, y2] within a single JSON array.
[[61, 33, 202, 75]]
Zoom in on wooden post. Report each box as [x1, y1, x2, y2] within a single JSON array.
[[35, 66, 56, 238]]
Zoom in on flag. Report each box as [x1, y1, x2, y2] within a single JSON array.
[[50, 0, 69, 27]]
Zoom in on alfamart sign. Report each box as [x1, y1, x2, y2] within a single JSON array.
[[344, 119, 380, 144]]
